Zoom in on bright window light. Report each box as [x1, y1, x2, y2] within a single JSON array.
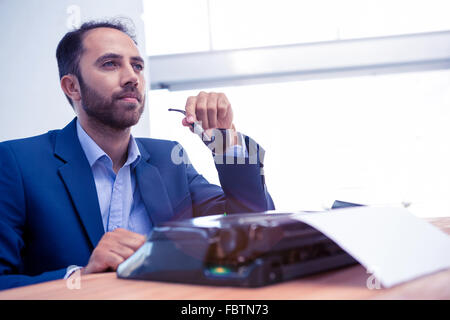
[[143, 1, 450, 218], [143, 0, 450, 55], [148, 69, 450, 218], [142, 0, 210, 55]]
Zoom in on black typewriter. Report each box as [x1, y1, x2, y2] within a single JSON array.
[[117, 211, 358, 287]]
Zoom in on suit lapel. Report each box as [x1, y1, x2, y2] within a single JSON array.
[[135, 140, 174, 226], [54, 118, 104, 249]]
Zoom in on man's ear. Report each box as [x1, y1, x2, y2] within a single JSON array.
[[60, 74, 81, 102]]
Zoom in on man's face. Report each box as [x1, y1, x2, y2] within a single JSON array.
[[77, 27, 146, 130]]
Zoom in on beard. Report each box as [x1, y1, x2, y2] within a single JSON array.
[[78, 75, 145, 130]]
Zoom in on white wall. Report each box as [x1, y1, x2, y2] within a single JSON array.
[[0, 0, 149, 142]]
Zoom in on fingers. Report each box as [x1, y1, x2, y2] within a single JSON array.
[[181, 117, 190, 127], [217, 93, 229, 119], [83, 228, 146, 274], [114, 228, 146, 251], [100, 250, 126, 271], [207, 93, 218, 129], [196, 92, 208, 129], [184, 91, 233, 130], [184, 96, 197, 126]]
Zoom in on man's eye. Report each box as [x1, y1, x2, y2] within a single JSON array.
[[102, 61, 117, 68], [133, 63, 144, 71]]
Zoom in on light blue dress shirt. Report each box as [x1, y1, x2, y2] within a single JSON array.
[[76, 120, 152, 236]]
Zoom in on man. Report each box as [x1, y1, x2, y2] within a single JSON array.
[[0, 20, 274, 290]]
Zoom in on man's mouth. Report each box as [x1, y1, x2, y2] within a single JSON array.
[[117, 92, 141, 103], [120, 97, 138, 103]]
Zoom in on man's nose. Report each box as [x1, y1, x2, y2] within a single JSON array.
[[120, 64, 139, 88]]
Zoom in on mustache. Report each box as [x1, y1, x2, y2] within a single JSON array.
[[113, 88, 143, 103]]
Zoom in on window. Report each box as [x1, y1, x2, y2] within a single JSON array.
[[148, 69, 450, 217], [143, 0, 450, 55], [143, 0, 450, 217]]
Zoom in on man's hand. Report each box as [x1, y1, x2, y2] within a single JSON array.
[[182, 91, 234, 130], [182, 91, 240, 147], [81, 228, 146, 275]]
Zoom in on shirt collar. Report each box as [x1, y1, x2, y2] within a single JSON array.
[[76, 119, 141, 169]]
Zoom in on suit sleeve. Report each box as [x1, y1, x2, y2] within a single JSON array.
[[177, 134, 275, 217], [0, 143, 66, 290], [215, 134, 275, 213]]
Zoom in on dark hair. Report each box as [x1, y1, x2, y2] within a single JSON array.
[[56, 18, 138, 107]]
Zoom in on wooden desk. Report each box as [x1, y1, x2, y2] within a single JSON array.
[[0, 217, 449, 300]]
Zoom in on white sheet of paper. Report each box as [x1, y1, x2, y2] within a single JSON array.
[[291, 206, 450, 288]]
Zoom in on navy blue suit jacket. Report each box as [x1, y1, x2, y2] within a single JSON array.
[[0, 118, 274, 290]]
